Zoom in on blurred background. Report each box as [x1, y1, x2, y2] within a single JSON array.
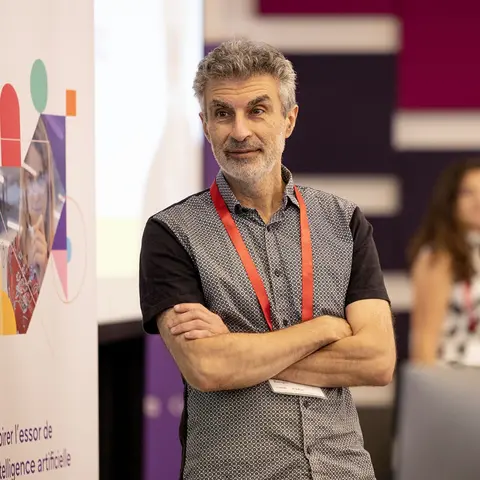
[[96, 1, 480, 479]]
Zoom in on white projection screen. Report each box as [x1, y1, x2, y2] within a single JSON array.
[[94, 0, 204, 324]]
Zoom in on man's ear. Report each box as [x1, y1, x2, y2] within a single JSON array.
[[199, 112, 211, 143], [285, 105, 299, 139]]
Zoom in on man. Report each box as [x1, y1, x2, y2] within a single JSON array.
[[139, 39, 396, 480]]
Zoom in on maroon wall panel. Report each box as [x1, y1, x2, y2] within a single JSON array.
[[258, 0, 395, 15], [397, 0, 480, 108]]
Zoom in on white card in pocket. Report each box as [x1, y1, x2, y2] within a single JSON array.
[[268, 379, 326, 398]]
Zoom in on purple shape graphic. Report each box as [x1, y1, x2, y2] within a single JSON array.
[[42, 114, 66, 191], [53, 204, 67, 250], [144, 335, 184, 480]]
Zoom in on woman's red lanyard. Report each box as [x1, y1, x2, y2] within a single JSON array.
[[464, 282, 478, 333], [210, 180, 313, 331]]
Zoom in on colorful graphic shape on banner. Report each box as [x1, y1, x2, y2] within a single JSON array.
[[0, 59, 78, 335], [0, 84, 22, 167]]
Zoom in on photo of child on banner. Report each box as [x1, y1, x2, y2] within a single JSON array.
[[0, 116, 65, 334]]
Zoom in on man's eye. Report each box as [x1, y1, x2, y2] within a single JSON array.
[[251, 108, 265, 115], [215, 110, 229, 118]]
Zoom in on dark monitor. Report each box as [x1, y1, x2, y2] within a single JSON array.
[[395, 364, 480, 480]]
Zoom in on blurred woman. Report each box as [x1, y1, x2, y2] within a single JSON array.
[[7, 117, 56, 334], [408, 158, 480, 366]]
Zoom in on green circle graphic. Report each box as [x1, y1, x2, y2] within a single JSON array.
[[30, 59, 48, 113]]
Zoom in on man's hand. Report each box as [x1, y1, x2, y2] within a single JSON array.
[[326, 315, 353, 341], [167, 303, 229, 339], [167, 304, 352, 343]]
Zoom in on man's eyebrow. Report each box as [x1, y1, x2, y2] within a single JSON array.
[[209, 95, 272, 110], [247, 95, 272, 108], [209, 99, 233, 110]]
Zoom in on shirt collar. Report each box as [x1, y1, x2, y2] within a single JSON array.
[[214, 165, 299, 214]]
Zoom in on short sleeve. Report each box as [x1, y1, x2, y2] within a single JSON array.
[[345, 207, 390, 306], [139, 217, 205, 334]]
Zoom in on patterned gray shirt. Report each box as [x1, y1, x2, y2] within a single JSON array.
[[140, 166, 390, 480]]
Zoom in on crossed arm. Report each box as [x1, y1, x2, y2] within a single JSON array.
[[275, 299, 396, 388], [158, 298, 396, 392]]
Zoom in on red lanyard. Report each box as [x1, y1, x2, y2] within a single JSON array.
[[210, 180, 313, 331], [464, 282, 478, 333]]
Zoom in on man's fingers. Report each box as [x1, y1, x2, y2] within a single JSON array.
[[166, 311, 194, 328], [174, 303, 206, 314], [170, 320, 208, 335], [169, 310, 210, 327], [184, 330, 211, 340]]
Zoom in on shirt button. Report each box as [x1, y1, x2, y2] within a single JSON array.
[[282, 319, 289, 327], [303, 399, 310, 408], [274, 268, 282, 277], [306, 446, 312, 455]]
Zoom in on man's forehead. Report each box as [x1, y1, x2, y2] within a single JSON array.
[[205, 76, 280, 107]]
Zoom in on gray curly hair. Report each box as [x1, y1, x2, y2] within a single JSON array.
[[193, 39, 297, 117]]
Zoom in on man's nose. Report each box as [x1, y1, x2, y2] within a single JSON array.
[[230, 114, 252, 143]]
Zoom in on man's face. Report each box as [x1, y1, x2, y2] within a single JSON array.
[[201, 75, 298, 183]]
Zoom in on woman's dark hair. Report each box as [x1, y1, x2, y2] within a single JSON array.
[[408, 158, 480, 281]]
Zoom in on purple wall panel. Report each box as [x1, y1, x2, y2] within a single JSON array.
[[393, 312, 410, 362], [281, 54, 396, 174], [258, 0, 395, 14], [368, 217, 404, 271], [143, 336, 184, 480]]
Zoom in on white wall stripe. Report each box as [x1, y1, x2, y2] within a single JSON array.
[[351, 382, 395, 408], [393, 111, 480, 151], [293, 174, 401, 217], [205, 0, 400, 53], [384, 271, 411, 312]]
